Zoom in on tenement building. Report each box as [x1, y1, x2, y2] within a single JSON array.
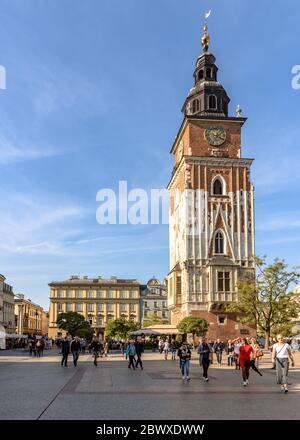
[[166, 21, 256, 339], [48, 276, 141, 339], [140, 277, 169, 325], [0, 274, 15, 334], [14, 294, 49, 337]]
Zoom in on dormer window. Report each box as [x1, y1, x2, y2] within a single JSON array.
[[192, 99, 200, 113], [206, 68, 212, 79], [208, 95, 217, 109], [198, 70, 204, 80]]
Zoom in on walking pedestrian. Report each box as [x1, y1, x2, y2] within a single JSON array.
[[233, 338, 241, 370], [36, 339, 42, 358], [90, 337, 102, 366], [163, 340, 170, 360], [104, 340, 109, 357], [197, 336, 211, 381], [135, 336, 144, 370], [226, 340, 234, 366], [213, 339, 224, 365], [170, 339, 177, 360], [159, 339, 164, 354], [61, 336, 71, 367], [125, 339, 137, 370], [71, 336, 81, 367], [239, 338, 254, 387], [272, 334, 295, 393], [177, 340, 191, 381]]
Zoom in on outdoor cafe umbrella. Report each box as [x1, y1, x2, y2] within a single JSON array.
[[129, 329, 160, 336]]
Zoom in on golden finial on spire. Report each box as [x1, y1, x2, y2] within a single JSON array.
[[201, 10, 211, 52]]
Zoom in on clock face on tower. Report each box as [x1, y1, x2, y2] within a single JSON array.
[[205, 126, 226, 146]]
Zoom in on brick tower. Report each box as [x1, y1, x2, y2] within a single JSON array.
[[167, 19, 256, 339]]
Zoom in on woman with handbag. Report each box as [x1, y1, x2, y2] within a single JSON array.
[[239, 338, 254, 387], [272, 334, 295, 393]]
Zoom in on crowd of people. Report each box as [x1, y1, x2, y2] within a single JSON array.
[[54, 333, 297, 394]]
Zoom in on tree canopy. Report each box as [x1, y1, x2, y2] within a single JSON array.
[[105, 318, 139, 339], [177, 316, 209, 342], [228, 257, 300, 347], [56, 311, 92, 337]]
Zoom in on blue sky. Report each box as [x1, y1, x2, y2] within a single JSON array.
[[0, 0, 299, 309]]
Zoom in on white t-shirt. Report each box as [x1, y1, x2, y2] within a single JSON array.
[[234, 343, 241, 355], [164, 342, 170, 350], [274, 343, 290, 359]]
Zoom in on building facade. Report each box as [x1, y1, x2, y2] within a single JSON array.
[[140, 277, 169, 325], [166, 22, 256, 339], [14, 294, 49, 336], [0, 274, 15, 334], [48, 276, 141, 339]]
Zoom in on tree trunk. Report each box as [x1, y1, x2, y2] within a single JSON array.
[[265, 330, 270, 349]]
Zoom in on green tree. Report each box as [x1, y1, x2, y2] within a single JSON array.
[[228, 257, 300, 348], [56, 311, 92, 337], [177, 316, 209, 344], [143, 313, 167, 328], [105, 319, 140, 339]]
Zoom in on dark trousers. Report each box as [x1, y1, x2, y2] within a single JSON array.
[[242, 366, 250, 381], [216, 351, 222, 364], [135, 354, 143, 369], [128, 355, 135, 369], [227, 355, 233, 366], [202, 360, 210, 378], [72, 350, 79, 366], [61, 353, 68, 366]]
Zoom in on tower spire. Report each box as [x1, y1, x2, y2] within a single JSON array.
[[201, 10, 211, 52]]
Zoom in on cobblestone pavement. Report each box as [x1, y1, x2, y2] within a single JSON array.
[[1, 349, 300, 420]]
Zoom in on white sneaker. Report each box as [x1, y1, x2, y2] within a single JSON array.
[[205, 377, 209, 382], [182, 376, 185, 380], [246, 379, 249, 385], [243, 381, 247, 387]]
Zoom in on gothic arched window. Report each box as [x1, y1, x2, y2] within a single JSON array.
[[209, 95, 217, 109], [206, 68, 211, 78], [215, 231, 224, 254], [213, 178, 223, 195]]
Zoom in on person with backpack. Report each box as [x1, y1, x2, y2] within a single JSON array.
[[272, 334, 295, 393], [177, 340, 192, 381], [197, 336, 212, 381]]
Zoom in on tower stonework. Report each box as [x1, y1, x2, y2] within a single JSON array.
[[167, 25, 256, 339]]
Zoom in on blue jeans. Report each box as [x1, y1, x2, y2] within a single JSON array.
[[72, 350, 79, 365], [180, 359, 190, 378]]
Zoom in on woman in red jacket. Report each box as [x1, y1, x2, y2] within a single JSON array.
[[239, 338, 254, 387]]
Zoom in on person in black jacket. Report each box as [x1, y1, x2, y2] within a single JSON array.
[[61, 336, 71, 367], [135, 336, 144, 370], [197, 336, 212, 381], [90, 337, 103, 366], [213, 339, 225, 365], [177, 341, 192, 381], [71, 336, 81, 367]]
